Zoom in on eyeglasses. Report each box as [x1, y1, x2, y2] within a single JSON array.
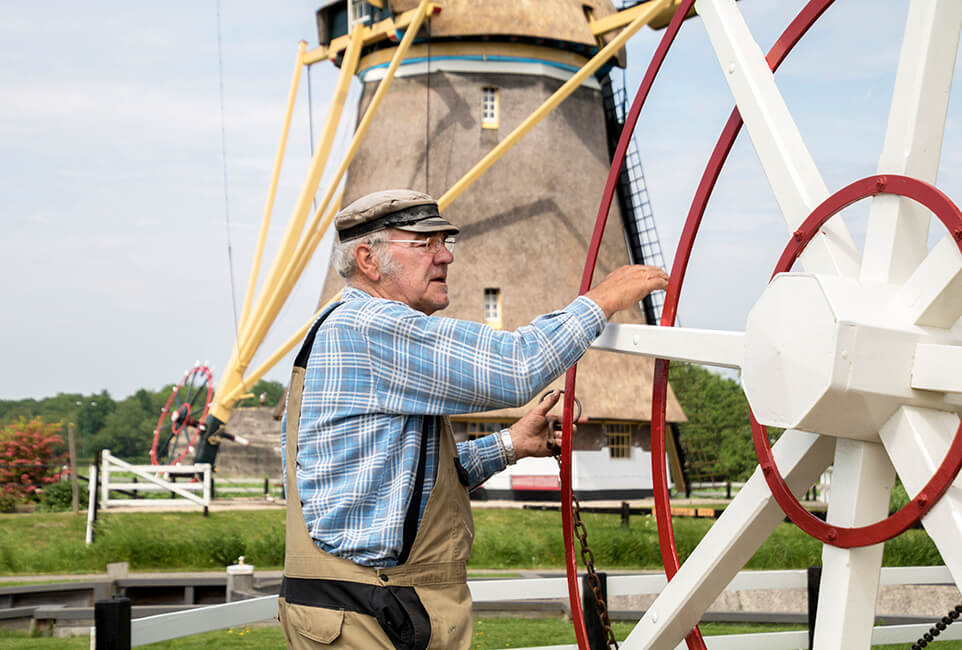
[[387, 235, 456, 254]]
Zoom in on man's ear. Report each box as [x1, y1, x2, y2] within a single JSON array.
[[354, 243, 380, 282]]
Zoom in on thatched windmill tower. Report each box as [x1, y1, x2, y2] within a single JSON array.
[[315, 0, 686, 499]]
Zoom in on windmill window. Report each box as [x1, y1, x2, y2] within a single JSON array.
[[484, 288, 502, 329], [348, 0, 372, 27], [605, 422, 633, 459], [481, 87, 499, 129]]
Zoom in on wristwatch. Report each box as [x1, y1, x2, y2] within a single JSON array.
[[499, 429, 517, 465]]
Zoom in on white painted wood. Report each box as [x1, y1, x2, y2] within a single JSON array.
[[879, 564, 953, 585], [901, 234, 962, 329], [870, 621, 962, 644], [861, 0, 962, 285], [912, 343, 962, 393], [100, 451, 210, 509], [623, 430, 835, 649], [813, 440, 894, 649], [591, 323, 744, 369], [703, 630, 808, 650], [695, 0, 859, 278], [131, 595, 278, 646], [880, 406, 962, 588], [469, 577, 568, 602], [85, 464, 97, 546]]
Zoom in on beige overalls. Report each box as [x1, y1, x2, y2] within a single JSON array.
[[278, 309, 475, 649]]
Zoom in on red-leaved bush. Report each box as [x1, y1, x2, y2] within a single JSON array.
[[0, 418, 68, 502]]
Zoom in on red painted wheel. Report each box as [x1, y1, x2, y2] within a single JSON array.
[[562, 1, 835, 648], [151, 364, 214, 466]]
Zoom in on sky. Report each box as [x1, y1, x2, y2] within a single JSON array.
[[2, 1, 960, 400]]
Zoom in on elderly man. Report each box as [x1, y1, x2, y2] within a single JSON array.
[[279, 189, 668, 649]]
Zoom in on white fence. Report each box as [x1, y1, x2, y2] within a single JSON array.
[[99, 450, 211, 510], [114, 565, 961, 649]]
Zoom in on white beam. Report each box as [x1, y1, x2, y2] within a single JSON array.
[[879, 406, 962, 588], [695, 0, 859, 278], [900, 234, 962, 329], [813, 440, 894, 649], [591, 324, 744, 369], [861, 0, 962, 285], [912, 343, 962, 393], [131, 596, 278, 646]]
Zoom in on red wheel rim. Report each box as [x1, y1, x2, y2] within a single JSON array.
[[752, 174, 962, 547], [566, 2, 836, 647], [560, 2, 697, 647]]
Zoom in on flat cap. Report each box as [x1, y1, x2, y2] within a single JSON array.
[[335, 189, 460, 243]]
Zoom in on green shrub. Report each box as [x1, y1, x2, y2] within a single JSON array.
[[36, 480, 88, 512]]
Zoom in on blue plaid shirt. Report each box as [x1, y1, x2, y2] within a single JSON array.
[[284, 286, 605, 567]]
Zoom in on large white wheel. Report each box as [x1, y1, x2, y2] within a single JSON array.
[[575, 0, 962, 647]]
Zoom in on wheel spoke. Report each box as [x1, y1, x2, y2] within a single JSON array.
[[623, 430, 835, 649], [695, 0, 859, 277], [899, 233, 962, 328], [813, 439, 894, 647], [591, 323, 744, 369], [880, 407, 962, 589], [879, 405, 962, 586], [912, 343, 962, 394], [861, 1, 962, 284]]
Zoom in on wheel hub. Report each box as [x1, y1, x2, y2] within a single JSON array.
[[743, 272, 962, 442]]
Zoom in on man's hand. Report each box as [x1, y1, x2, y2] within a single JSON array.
[[584, 264, 669, 319], [509, 390, 576, 460]]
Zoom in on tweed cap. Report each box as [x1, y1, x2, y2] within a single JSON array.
[[335, 189, 460, 243]]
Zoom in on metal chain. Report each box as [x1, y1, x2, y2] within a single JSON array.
[[554, 450, 619, 649]]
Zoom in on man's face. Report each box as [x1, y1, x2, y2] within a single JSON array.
[[378, 229, 454, 315]]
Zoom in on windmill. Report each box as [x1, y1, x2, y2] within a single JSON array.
[[313, 0, 687, 501]]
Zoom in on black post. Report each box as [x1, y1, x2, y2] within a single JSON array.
[[264, 477, 270, 498], [620, 501, 630, 528], [582, 572, 609, 650], [726, 481, 732, 499], [95, 596, 131, 650], [807, 565, 822, 650]]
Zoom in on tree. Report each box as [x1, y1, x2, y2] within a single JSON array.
[[669, 363, 756, 482]]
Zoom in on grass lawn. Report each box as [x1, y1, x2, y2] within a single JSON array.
[[0, 508, 945, 574], [2, 619, 959, 649]]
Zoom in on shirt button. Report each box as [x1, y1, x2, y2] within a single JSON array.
[[380, 574, 389, 582]]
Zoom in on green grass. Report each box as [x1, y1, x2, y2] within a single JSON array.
[[2, 620, 960, 649], [0, 508, 947, 575]]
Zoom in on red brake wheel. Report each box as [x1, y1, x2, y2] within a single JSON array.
[[151, 364, 214, 465], [563, 1, 836, 648]]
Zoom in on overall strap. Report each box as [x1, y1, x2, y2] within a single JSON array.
[[293, 302, 342, 370], [398, 416, 431, 565]]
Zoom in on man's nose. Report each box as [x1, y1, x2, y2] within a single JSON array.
[[436, 245, 454, 263]]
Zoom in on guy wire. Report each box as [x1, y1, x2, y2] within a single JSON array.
[[216, 0, 242, 343]]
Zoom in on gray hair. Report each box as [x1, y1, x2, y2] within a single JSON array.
[[332, 229, 398, 281]]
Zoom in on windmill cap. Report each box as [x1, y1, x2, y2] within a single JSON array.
[[335, 189, 460, 243]]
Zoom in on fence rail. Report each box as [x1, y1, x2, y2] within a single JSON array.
[[99, 450, 211, 510], [93, 565, 959, 649]]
